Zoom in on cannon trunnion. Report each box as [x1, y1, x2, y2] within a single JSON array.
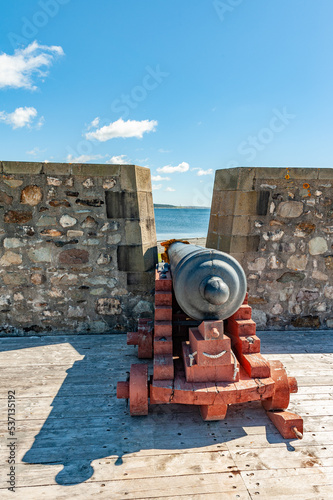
[[117, 241, 303, 441]]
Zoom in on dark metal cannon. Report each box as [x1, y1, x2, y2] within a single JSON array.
[[166, 241, 247, 321], [117, 240, 303, 440]]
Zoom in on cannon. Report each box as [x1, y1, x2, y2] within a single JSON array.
[[117, 241, 303, 440]]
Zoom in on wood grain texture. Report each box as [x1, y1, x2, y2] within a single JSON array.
[[0, 331, 332, 498]]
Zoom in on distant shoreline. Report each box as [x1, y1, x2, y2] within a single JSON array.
[[154, 205, 210, 210]]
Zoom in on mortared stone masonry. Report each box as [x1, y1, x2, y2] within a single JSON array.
[[207, 167, 333, 330], [0, 162, 157, 335]]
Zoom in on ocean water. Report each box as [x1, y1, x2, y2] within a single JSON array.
[[154, 208, 211, 241]]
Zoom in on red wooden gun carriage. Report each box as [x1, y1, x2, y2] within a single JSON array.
[[117, 241, 303, 440]]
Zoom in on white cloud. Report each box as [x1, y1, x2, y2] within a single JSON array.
[[67, 154, 104, 163], [85, 118, 158, 142], [87, 117, 100, 130], [158, 148, 171, 153], [165, 187, 175, 192], [197, 168, 214, 176], [152, 184, 162, 190], [0, 106, 42, 129], [106, 155, 129, 164], [26, 146, 46, 156], [157, 161, 189, 174], [0, 41, 64, 90], [151, 175, 170, 181]]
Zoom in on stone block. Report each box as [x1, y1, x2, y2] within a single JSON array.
[[140, 218, 157, 244], [234, 191, 258, 216], [137, 191, 154, 219], [257, 190, 270, 215], [119, 164, 137, 191], [43, 163, 71, 176], [255, 167, 290, 180], [124, 220, 142, 245], [214, 191, 236, 216], [2, 161, 43, 174], [208, 214, 218, 233], [117, 244, 155, 272], [71, 163, 120, 177], [217, 215, 234, 235], [232, 216, 253, 236], [135, 166, 152, 192], [318, 168, 333, 180], [127, 272, 155, 287], [217, 235, 232, 253], [230, 235, 260, 253], [215, 167, 256, 191], [105, 191, 139, 219]]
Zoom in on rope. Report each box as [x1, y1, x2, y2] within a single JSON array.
[[202, 350, 227, 359], [189, 351, 197, 367], [292, 427, 303, 440], [231, 350, 239, 381]]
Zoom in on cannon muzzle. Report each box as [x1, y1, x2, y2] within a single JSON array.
[[165, 241, 247, 321]]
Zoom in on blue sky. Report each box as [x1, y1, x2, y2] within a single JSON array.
[[1, 0, 333, 206]]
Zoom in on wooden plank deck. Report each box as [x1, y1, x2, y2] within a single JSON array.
[[0, 330, 332, 499]]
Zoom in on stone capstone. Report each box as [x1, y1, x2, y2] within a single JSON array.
[[20, 185, 43, 206]]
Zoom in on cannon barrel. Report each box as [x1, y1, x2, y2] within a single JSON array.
[[166, 242, 247, 321]]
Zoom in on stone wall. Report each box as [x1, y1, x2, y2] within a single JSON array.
[[207, 167, 333, 330], [0, 162, 157, 335]]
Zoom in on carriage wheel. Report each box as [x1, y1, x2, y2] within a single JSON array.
[[129, 364, 149, 416], [262, 360, 290, 411]]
